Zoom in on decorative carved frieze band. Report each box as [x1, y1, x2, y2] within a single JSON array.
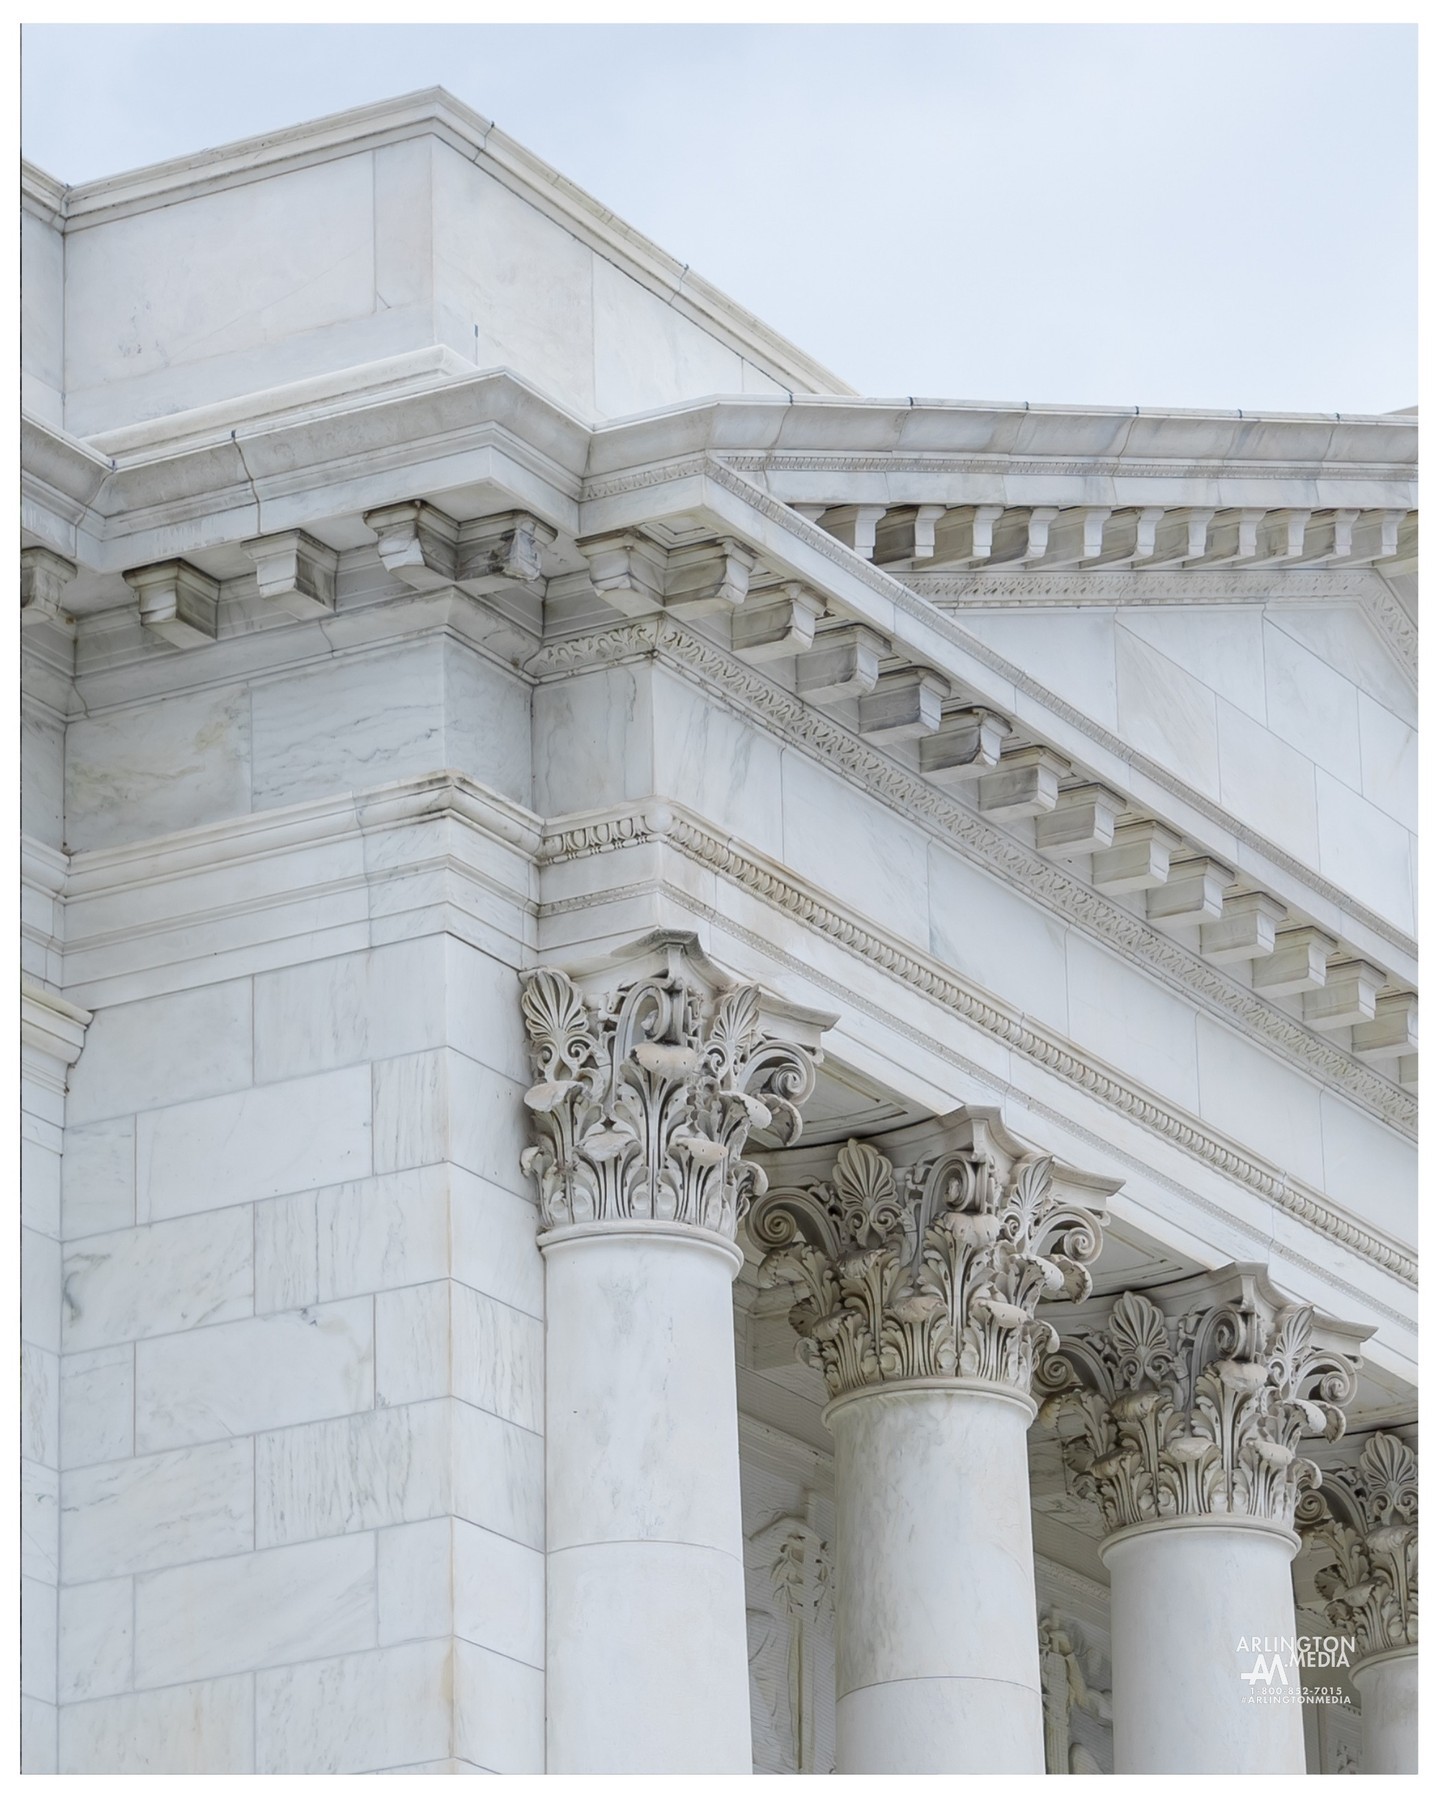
[[535, 798, 1416, 1288], [1300, 1432, 1418, 1661], [518, 934, 823, 1239], [750, 1119, 1108, 1401], [1037, 1270, 1367, 1535], [528, 617, 1416, 1135], [691, 880, 1416, 1325]]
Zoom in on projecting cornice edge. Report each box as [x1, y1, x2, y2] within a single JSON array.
[[583, 458, 1418, 963]]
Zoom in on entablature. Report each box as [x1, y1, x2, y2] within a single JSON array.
[[21, 372, 1419, 1111]]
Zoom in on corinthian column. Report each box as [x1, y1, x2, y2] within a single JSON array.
[[519, 933, 826, 1773], [1302, 1432, 1418, 1774], [1038, 1269, 1370, 1775], [751, 1113, 1112, 1773]]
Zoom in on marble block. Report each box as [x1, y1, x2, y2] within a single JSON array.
[[132, 1533, 378, 1686], [255, 1638, 452, 1775], [136, 1065, 372, 1221], [62, 1437, 254, 1584], [62, 1204, 253, 1352], [455, 1639, 545, 1775], [57, 1577, 134, 1703], [58, 1675, 256, 1774], [133, 1297, 374, 1451], [61, 1346, 135, 1469]]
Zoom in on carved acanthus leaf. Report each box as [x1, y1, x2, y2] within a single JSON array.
[[1302, 1432, 1418, 1659], [519, 964, 818, 1238], [1037, 1287, 1363, 1535], [752, 1139, 1104, 1401]]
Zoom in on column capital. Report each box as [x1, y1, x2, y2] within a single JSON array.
[[750, 1111, 1112, 1403], [518, 931, 829, 1241], [1037, 1267, 1371, 1538], [1300, 1430, 1418, 1662]]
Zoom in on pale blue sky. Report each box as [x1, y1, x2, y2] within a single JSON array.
[[20, 22, 1418, 415]]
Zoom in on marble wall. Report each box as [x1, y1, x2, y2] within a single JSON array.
[[64, 635, 530, 854], [53, 933, 546, 1773], [21, 1050, 65, 1770]]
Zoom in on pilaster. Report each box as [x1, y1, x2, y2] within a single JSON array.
[[20, 980, 92, 1773]]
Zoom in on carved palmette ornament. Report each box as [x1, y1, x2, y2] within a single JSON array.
[[1299, 1432, 1418, 1658], [750, 1137, 1103, 1400], [518, 966, 817, 1237], [1037, 1289, 1360, 1534]]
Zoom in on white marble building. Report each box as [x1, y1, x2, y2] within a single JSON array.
[[19, 89, 1418, 1776]]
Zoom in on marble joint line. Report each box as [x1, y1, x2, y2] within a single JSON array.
[[533, 819, 1415, 1297], [529, 620, 1415, 1136]]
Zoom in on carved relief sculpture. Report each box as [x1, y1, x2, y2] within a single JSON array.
[[746, 1508, 834, 1773], [1038, 1610, 1112, 1774]]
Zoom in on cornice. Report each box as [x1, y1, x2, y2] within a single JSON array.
[[726, 449, 1416, 486], [38, 371, 591, 573], [585, 396, 1416, 481], [529, 618, 1415, 1136], [22, 396, 1414, 962], [21, 160, 67, 224], [694, 459, 1417, 960], [534, 805, 1416, 1291]]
